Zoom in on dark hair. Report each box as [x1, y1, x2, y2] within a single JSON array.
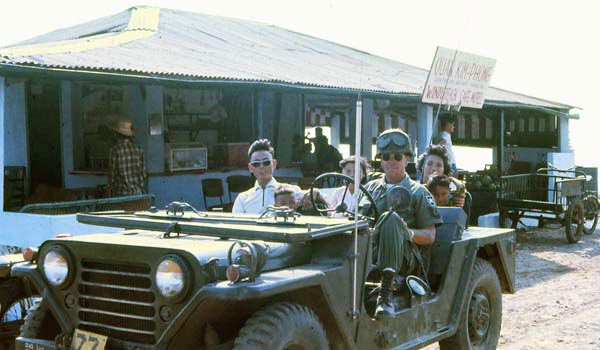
[[248, 139, 274, 160], [417, 145, 451, 177], [339, 155, 367, 184], [427, 174, 451, 193], [440, 114, 455, 128], [274, 184, 296, 198]]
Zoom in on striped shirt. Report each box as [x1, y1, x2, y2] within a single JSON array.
[[108, 138, 146, 196]]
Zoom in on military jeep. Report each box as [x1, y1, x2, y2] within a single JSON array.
[[11, 182, 516, 350]]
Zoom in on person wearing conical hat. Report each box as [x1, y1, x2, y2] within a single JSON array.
[[107, 118, 146, 196]]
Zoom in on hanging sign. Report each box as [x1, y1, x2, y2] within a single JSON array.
[[421, 46, 496, 109]]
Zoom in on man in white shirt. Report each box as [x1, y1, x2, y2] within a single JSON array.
[[232, 139, 300, 214], [437, 115, 457, 175]]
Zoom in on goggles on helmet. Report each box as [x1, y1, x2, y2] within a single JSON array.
[[376, 132, 410, 151]]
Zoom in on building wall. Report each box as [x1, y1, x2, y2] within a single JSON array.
[[0, 212, 120, 247], [3, 80, 27, 167], [276, 92, 303, 164]]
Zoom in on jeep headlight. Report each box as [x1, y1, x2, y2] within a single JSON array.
[[43, 249, 70, 287], [156, 258, 186, 298]]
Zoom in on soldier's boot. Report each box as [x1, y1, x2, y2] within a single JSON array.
[[375, 268, 396, 319]]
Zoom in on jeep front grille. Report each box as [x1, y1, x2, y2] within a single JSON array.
[[78, 259, 156, 344]]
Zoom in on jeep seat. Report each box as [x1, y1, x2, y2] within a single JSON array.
[[427, 207, 468, 290]]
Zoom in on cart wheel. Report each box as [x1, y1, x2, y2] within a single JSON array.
[[565, 200, 584, 244], [583, 195, 599, 235]]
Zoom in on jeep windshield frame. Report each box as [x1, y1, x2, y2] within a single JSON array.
[[77, 211, 370, 243]]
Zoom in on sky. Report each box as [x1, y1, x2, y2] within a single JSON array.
[[1, 0, 598, 168]]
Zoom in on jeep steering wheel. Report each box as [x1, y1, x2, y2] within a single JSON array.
[[310, 172, 379, 224]]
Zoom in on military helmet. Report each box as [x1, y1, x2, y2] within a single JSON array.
[[375, 128, 414, 157]]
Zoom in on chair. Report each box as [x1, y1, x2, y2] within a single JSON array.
[[463, 191, 472, 228], [226, 175, 253, 203], [4, 166, 26, 211], [201, 178, 225, 211]]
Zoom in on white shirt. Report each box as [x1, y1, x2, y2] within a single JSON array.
[[327, 186, 357, 213], [232, 178, 302, 214], [439, 130, 456, 165]]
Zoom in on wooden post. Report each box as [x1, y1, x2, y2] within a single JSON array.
[[0, 76, 5, 212], [498, 109, 505, 174]]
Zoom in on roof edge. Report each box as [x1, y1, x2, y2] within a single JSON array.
[[0, 63, 420, 99]]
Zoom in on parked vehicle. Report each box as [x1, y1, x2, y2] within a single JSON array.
[[10, 177, 515, 350], [498, 167, 599, 243], [0, 254, 38, 350]]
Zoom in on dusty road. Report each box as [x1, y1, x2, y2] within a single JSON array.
[[428, 225, 600, 350], [498, 226, 600, 350]]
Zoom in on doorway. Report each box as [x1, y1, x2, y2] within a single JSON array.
[[27, 80, 62, 191]]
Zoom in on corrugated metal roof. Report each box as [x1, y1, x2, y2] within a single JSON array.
[[0, 6, 574, 111]]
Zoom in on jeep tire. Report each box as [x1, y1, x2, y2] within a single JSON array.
[[233, 302, 328, 350], [1, 278, 34, 350], [20, 299, 60, 340], [0, 278, 29, 322], [439, 258, 502, 350]]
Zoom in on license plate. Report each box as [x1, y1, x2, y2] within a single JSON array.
[[70, 329, 107, 350], [17, 337, 55, 350]]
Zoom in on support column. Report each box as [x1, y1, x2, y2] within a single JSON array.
[[145, 85, 164, 173], [330, 114, 340, 148], [498, 109, 505, 174], [0, 76, 5, 212], [361, 98, 375, 159], [349, 101, 357, 155], [558, 117, 570, 153], [59, 81, 75, 187], [416, 103, 433, 156]]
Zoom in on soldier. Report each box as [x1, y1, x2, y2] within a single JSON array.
[[360, 128, 442, 318]]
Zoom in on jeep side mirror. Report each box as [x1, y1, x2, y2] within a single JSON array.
[[386, 186, 412, 212]]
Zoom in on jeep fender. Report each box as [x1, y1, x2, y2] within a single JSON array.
[[476, 233, 517, 293], [157, 264, 353, 350], [10, 262, 73, 332], [0, 253, 24, 279]]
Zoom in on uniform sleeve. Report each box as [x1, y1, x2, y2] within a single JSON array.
[[413, 187, 443, 228]]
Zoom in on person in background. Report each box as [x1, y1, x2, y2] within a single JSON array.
[[327, 155, 367, 213], [359, 128, 442, 318], [232, 139, 301, 214], [310, 127, 343, 173], [426, 174, 452, 206], [107, 118, 146, 197], [417, 145, 466, 208], [436, 115, 457, 175]]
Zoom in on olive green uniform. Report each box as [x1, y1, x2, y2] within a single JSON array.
[[360, 175, 442, 275]]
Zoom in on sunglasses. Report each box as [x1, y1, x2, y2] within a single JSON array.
[[376, 132, 410, 149], [250, 159, 272, 167], [379, 152, 404, 161]]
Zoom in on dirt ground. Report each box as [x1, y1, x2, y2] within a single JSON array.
[[429, 224, 600, 350]]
